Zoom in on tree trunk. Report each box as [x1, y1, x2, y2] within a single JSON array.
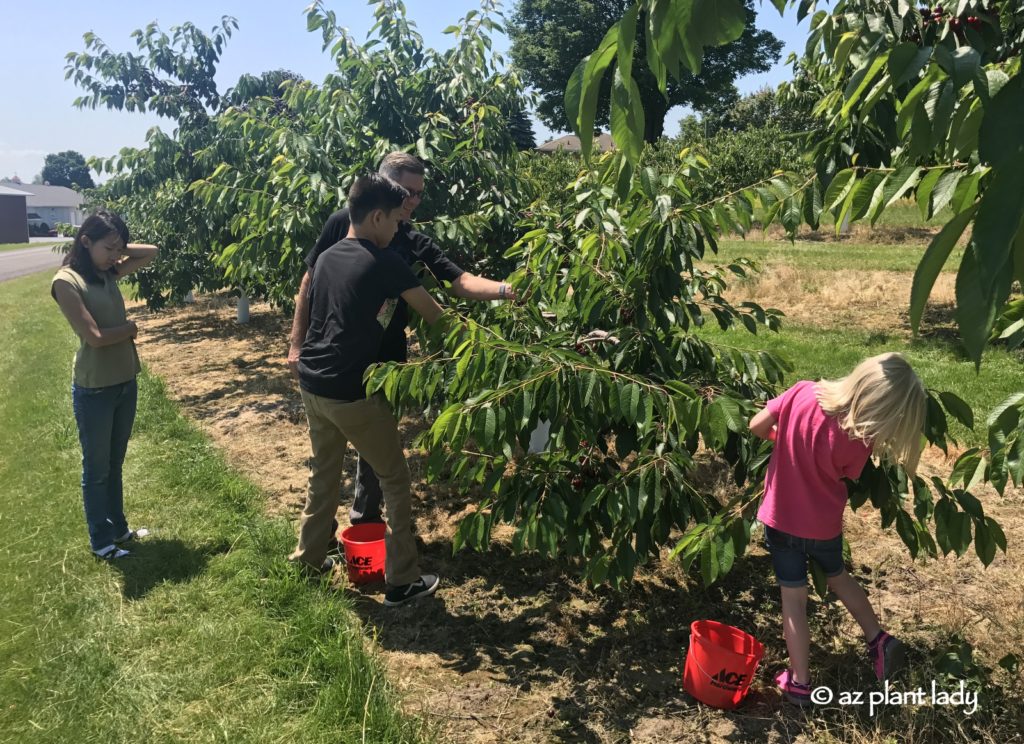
[[643, 97, 668, 143]]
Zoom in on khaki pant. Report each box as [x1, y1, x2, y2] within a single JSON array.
[[292, 390, 420, 587]]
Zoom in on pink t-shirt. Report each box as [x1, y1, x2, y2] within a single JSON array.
[[756, 380, 872, 540]]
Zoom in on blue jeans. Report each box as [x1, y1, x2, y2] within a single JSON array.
[[72, 379, 138, 551], [764, 525, 845, 588]]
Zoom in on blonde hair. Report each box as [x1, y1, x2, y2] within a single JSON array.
[[816, 352, 927, 474]]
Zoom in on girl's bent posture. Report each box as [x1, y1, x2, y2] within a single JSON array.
[[749, 353, 926, 705], [51, 211, 158, 560]]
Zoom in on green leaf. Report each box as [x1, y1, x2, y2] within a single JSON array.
[[929, 169, 961, 217], [950, 168, 985, 214], [955, 244, 1009, 367], [881, 165, 922, 210], [833, 31, 859, 74], [895, 510, 920, 558], [681, 0, 746, 68], [620, 382, 641, 424], [938, 391, 974, 430], [898, 68, 940, 138], [974, 520, 995, 566], [985, 392, 1024, 429], [823, 168, 857, 212], [564, 59, 586, 144], [909, 204, 976, 333], [583, 370, 599, 407], [575, 23, 620, 160], [801, 179, 823, 230], [972, 154, 1024, 299], [610, 69, 645, 164], [944, 46, 981, 90], [916, 167, 944, 219], [808, 558, 828, 598], [615, 3, 639, 82], [850, 171, 886, 222], [842, 53, 889, 117], [715, 395, 745, 433], [979, 72, 1024, 168], [986, 517, 1008, 553], [889, 43, 932, 86], [700, 540, 718, 585]]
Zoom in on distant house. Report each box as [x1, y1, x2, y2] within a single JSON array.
[[0, 180, 85, 228], [0, 185, 31, 243], [535, 133, 616, 154]]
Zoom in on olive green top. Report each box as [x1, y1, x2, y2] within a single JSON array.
[[51, 266, 141, 388]]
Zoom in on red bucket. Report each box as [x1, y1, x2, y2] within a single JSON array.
[[339, 523, 386, 584], [683, 620, 764, 709]]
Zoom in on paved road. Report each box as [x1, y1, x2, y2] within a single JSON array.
[[0, 245, 65, 282]]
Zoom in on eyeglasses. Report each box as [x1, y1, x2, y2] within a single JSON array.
[[404, 189, 424, 200]]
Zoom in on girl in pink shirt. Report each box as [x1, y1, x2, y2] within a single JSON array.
[[749, 352, 926, 706]]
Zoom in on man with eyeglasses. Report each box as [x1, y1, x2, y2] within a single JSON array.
[[287, 151, 516, 530]]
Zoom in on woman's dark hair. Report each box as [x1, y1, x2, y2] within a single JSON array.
[[64, 210, 130, 284]]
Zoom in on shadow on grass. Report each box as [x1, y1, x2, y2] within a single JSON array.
[[108, 537, 232, 600]]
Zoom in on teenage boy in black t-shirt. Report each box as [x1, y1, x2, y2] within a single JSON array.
[[287, 152, 518, 529], [292, 173, 445, 607]]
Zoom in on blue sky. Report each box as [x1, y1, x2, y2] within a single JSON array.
[[0, 1, 808, 181]]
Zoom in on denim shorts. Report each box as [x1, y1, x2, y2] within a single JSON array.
[[764, 525, 845, 588]]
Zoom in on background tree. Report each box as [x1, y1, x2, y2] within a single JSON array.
[[506, 102, 538, 150], [66, 17, 240, 307], [223, 68, 305, 110], [40, 150, 95, 189], [508, 0, 783, 141], [678, 84, 815, 139], [557, 0, 1014, 581]]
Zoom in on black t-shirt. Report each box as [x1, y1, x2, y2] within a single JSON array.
[[298, 238, 421, 401], [306, 208, 464, 362]]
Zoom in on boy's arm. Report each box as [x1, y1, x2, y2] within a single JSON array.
[[286, 270, 313, 379], [749, 408, 778, 440], [401, 286, 444, 325]]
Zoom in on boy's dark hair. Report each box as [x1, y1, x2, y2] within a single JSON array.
[[64, 210, 130, 284], [347, 173, 409, 224]]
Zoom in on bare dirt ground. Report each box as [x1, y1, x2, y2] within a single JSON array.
[[128, 276, 1023, 743]]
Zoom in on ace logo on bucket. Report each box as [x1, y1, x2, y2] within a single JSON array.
[[710, 668, 748, 691], [348, 555, 374, 568]]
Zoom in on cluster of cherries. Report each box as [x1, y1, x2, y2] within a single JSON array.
[[570, 440, 609, 490], [919, 4, 994, 29]]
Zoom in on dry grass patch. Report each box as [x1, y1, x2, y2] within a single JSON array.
[[725, 264, 957, 336], [126, 292, 1023, 743]]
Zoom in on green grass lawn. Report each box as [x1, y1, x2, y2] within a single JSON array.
[[818, 198, 953, 228], [0, 240, 65, 252], [0, 272, 422, 743], [712, 238, 964, 273], [699, 321, 1022, 447]]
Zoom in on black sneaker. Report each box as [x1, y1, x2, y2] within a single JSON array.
[[383, 574, 440, 606], [293, 556, 336, 577]]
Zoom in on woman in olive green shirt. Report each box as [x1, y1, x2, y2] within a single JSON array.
[[51, 211, 158, 560]]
